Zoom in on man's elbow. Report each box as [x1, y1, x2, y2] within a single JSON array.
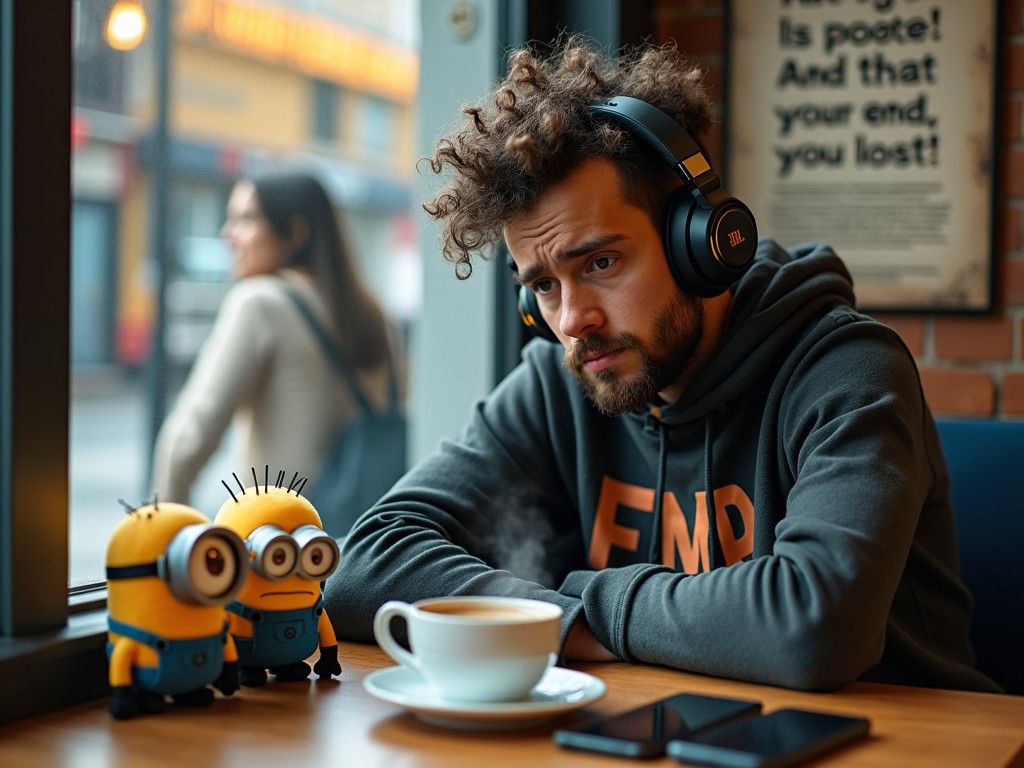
[[767, 623, 885, 691]]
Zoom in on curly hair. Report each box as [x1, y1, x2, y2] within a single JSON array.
[[421, 35, 714, 279]]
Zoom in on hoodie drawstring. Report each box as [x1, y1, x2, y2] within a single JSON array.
[[648, 413, 720, 570], [648, 420, 669, 563], [704, 413, 719, 571]]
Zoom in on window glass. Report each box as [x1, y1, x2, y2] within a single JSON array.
[[312, 79, 341, 142], [69, 0, 421, 587], [361, 95, 396, 158]]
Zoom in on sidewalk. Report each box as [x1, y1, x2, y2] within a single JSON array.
[[70, 369, 235, 587]]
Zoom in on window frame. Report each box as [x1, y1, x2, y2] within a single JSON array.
[[0, 1, 110, 726]]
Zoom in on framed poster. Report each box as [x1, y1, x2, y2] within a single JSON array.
[[725, 0, 999, 312]]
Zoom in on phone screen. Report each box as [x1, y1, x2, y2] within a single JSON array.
[[553, 693, 762, 758], [666, 708, 870, 768]]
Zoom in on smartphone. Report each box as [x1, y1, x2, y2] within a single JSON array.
[[666, 707, 870, 768], [553, 692, 762, 759]]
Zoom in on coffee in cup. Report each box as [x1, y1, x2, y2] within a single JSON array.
[[373, 596, 563, 703]]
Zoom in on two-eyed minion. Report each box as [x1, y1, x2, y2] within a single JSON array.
[[215, 472, 341, 686]]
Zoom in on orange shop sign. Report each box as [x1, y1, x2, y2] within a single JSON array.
[[176, 0, 418, 102]]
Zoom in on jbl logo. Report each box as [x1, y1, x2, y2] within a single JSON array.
[[727, 229, 746, 248]]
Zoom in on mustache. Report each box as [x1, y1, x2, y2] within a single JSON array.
[[564, 333, 641, 370]]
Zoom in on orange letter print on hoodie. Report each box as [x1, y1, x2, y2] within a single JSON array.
[[589, 476, 754, 572]]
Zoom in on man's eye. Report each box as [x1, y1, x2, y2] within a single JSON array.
[[533, 278, 556, 295], [590, 256, 615, 272]]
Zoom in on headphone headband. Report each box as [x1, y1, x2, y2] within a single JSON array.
[[589, 96, 718, 197]]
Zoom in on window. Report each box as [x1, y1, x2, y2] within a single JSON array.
[[361, 95, 396, 158], [65, 0, 421, 590], [2, 0, 423, 725], [311, 79, 340, 143], [73, 0, 126, 112], [0, 1, 109, 726]]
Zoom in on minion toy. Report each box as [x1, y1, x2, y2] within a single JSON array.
[[215, 468, 342, 687], [105, 500, 248, 719]]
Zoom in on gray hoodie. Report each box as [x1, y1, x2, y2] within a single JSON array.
[[324, 238, 999, 693]]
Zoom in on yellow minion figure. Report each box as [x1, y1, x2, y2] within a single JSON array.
[[105, 500, 248, 719], [215, 468, 342, 687]]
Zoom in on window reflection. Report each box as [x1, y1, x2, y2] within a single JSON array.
[[70, 0, 420, 587]]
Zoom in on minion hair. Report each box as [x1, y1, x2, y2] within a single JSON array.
[[221, 480, 239, 503], [224, 467, 307, 500], [117, 498, 136, 515]]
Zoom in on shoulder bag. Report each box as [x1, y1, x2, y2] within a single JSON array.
[[282, 282, 407, 537]]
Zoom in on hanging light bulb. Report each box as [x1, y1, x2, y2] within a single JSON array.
[[105, 0, 148, 51]]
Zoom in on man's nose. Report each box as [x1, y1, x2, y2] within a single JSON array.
[[557, 283, 603, 339]]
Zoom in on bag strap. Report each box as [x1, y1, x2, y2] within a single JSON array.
[[281, 280, 397, 414]]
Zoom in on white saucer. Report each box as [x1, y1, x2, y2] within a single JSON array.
[[363, 665, 606, 731]]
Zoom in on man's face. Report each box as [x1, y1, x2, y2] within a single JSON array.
[[504, 158, 705, 415]]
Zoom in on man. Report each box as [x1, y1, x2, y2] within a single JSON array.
[[324, 37, 998, 692]]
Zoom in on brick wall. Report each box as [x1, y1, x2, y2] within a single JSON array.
[[655, 0, 1024, 418]]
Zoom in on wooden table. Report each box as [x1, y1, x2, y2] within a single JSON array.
[[0, 642, 1021, 767]]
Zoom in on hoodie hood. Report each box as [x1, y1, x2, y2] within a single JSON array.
[[658, 238, 856, 425], [641, 238, 856, 567]]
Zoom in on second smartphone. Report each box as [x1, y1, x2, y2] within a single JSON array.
[[666, 708, 871, 768], [553, 692, 762, 759]]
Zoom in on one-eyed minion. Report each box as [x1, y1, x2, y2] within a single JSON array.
[[105, 500, 248, 719]]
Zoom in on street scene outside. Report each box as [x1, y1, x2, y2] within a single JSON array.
[[70, 368, 236, 587], [69, 0, 419, 586]]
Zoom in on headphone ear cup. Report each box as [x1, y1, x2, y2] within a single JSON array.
[[665, 188, 758, 298], [517, 285, 559, 343]]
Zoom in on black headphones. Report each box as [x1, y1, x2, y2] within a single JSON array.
[[515, 95, 757, 343]]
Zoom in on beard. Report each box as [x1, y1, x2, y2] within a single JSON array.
[[563, 291, 705, 416]]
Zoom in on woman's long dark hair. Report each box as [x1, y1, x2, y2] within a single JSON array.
[[250, 171, 391, 370]]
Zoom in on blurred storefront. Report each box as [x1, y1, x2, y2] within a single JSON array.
[[68, 0, 420, 585], [71, 0, 420, 379]]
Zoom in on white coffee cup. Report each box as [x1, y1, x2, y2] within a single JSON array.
[[373, 596, 563, 703]]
